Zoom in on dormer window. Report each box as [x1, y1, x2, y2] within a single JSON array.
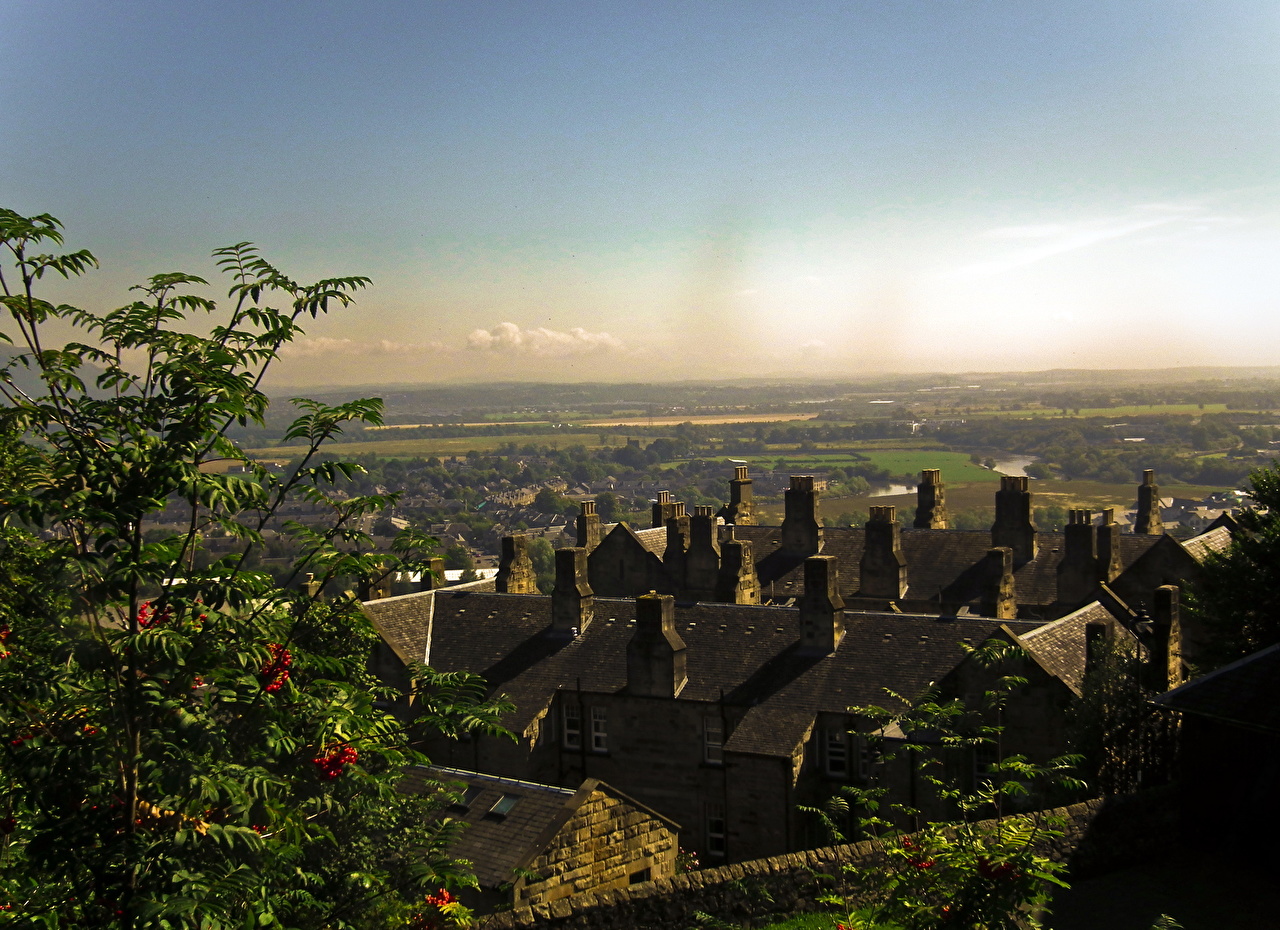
[[486, 795, 519, 819]]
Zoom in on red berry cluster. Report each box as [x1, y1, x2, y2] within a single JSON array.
[[312, 744, 358, 779], [8, 732, 35, 747], [0, 815, 16, 834], [424, 889, 456, 908], [976, 856, 1021, 880], [136, 601, 172, 629], [0, 622, 11, 660], [261, 643, 292, 692]]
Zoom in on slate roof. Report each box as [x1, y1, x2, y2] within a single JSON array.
[[1153, 643, 1280, 734], [365, 589, 1050, 759], [1180, 526, 1233, 562], [1016, 600, 1131, 696], [733, 525, 1163, 609]]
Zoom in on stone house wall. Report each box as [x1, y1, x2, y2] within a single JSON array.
[[515, 789, 677, 908]]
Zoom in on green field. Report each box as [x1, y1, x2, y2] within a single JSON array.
[[979, 402, 1233, 418], [745, 450, 997, 483], [247, 431, 611, 460]]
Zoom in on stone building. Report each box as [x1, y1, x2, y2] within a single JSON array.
[[364, 550, 1157, 865], [400, 766, 677, 913]]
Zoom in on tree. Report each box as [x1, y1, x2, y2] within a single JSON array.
[[1186, 460, 1280, 670], [527, 537, 556, 594], [443, 544, 475, 571], [0, 209, 508, 927], [805, 642, 1084, 930]]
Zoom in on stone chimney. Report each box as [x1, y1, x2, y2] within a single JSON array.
[[651, 490, 679, 529], [552, 547, 594, 635], [1135, 469, 1163, 535], [684, 506, 721, 601], [305, 573, 323, 600], [914, 468, 948, 529], [781, 475, 823, 557], [800, 555, 845, 654], [419, 557, 445, 591], [991, 476, 1037, 564], [359, 562, 393, 601], [980, 547, 1016, 620], [715, 528, 759, 604], [722, 464, 755, 525], [663, 505, 691, 586], [495, 535, 538, 594], [1147, 585, 1181, 691], [627, 593, 688, 698], [1057, 509, 1098, 605], [1095, 508, 1122, 583], [576, 499, 602, 552], [860, 505, 907, 600]]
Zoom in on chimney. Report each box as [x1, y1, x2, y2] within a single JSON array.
[[860, 505, 907, 600], [576, 499, 602, 552], [663, 508, 691, 586], [715, 528, 759, 604], [1057, 509, 1098, 605], [781, 475, 823, 556], [1095, 508, 1122, 583], [651, 490, 678, 529], [552, 547, 594, 635], [305, 572, 323, 600], [914, 468, 948, 529], [390, 571, 417, 597], [721, 464, 756, 525], [684, 506, 721, 601], [991, 476, 1037, 563], [359, 562, 393, 601], [627, 593, 688, 697], [799, 555, 845, 654], [419, 557, 445, 591], [980, 547, 1016, 620], [495, 535, 538, 594], [1147, 585, 1181, 691], [1135, 469, 1164, 535]]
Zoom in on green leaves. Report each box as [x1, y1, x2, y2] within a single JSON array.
[[0, 208, 497, 928]]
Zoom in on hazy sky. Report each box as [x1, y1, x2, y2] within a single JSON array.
[[4, 2, 1279, 387]]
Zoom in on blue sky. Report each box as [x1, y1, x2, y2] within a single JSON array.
[[4, 2, 1279, 386]]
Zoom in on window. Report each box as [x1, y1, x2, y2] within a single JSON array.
[[973, 741, 999, 787], [824, 728, 849, 778], [590, 705, 608, 753], [449, 784, 485, 813], [628, 867, 651, 885], [855, 734, 871, 781], [703, 718, 724, 765], [486, 795, 519, 819], [706, 804, 727, 859], [562, 703, 581, 750]]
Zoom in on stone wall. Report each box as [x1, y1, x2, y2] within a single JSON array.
[[516, 789, 678, 908], [480, 790, 1178, 930]]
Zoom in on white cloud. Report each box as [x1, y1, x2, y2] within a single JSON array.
[[961, 203, 1210, 277], [466, 321, 625, 356], [279, 337, 449, 359]]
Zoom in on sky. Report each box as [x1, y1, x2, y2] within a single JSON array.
[[3, 1, 1279, 387]]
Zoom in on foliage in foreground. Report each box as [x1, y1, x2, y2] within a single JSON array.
[[1187, 459, 1280, 670], [0, 208, 508, 927], [803, 643, 1084, 930]]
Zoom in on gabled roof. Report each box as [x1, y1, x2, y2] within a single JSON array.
[[1016, 600, 1134, 696], [1179, 525, 1233, 563], [399, 767, 673, 889], [1153, 643, 1280, 734], [366, 590, 1052, 759]]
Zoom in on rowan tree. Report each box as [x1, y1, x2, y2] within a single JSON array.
[[0, 208, 508, 928]]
